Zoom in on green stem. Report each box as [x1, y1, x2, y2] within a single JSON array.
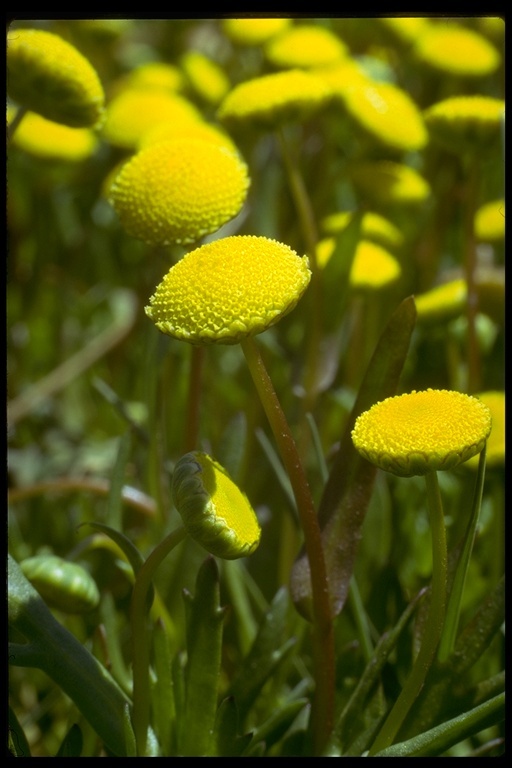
[[369, 470, 447, 754], [130, 525, 188, 756], [240, 335, 334, 755], [462, 156, 481, 394], [184, 345, 205, 452], [438, 444, 487, 662]]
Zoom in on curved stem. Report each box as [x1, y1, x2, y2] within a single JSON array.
[[240, 335, 334, 755], [130, 525, 188, 756], [369, 470, 447, 754]]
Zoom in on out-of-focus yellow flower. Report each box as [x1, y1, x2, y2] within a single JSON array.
[[316, 237, 401, 290], [172, 451, 261, 559], [120, 61, 184, 93], [138, 120, 237, 153], [378, 17, 432, 45], [321, 210, 404, 252], [180, 50, 230, 105], [145, 235, 311, 345], [217, 69, 331, 130], [9, 109, 99, 161], [7, 28, 105, 128], [340, 80, 428, 152], [109, 139, 249, 245], [221, 18, 292, 46], [352, 389, 492, 477], [474, 199, 505, 243], [465, 391, 504, 470], [102, 89, 203, 150], [424, 95, 505, 154], [415, 279, 467, 325], [349, 160, 431, 208], [265, 23, 348, 68], [314, 59, 370, 101], [413, 23, 501, 77]]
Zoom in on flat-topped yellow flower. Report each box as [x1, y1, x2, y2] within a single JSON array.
[[475, 199, 505, 243], [109, 139, 249, 245], [145, 235, 311, 345], [138, 119, 237, 153], [350, 160, 431, 208], [180, 50, 230, 105], [413, 23, 500, 77], [378, 17, 432, 46], [265, 24, 348, 69], [322, 211, 404, 252], [102, 90, 203, 150], [341, 80, 428, 152], [7, 28, 105, 128], [317, 237, 401, 290], [217, 69, 331, 130], [172, 451, 261, 559], [9, 109, 99, 162], [415, 279, 467, 325], [352, 389, 492, 477], [424, 95, 505, 154], [120, 61, 184, 93], [221, 18, 292, 46]]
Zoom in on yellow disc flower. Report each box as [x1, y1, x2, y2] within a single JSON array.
[[265, 24, 348, 69], [7, 28, 105, 128], [314, 59, 370, 101], [109, 139, 249, 246], [321, 211, 404, 252], [341, 80, 428, 153], [415, 279, 467, 325], [316, 237, 401, 290], [350, 160, 431, 208], [378, 17, 432, 46], [102, 90, 203, 150], [424, 95, 505, 154], [474, 199, 505, 243], [120, 61, 184, 93], [465, 391, 504, 470], [352, 389, 492, 477], [145, 235, 311, 345], [413, 23, 501, 77], [221, 18, 292, 46], [9, 109, 99, 162], [180, 50, 230, 105], [172, 451, 261, 559], [217, 68, 331, 130], [138, 120, 238, 153]]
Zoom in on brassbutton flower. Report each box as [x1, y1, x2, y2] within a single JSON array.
[[352, 389, 492, 477], [145, 235, 311, 344]]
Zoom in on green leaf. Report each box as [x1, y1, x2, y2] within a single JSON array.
[[151, 619, 176, 756], [56, 724, 83, 757], [291, 296, 417, 620], [213, 696, 253, 757], [8, 705, 31, 757], [179, 556, 225, 757]]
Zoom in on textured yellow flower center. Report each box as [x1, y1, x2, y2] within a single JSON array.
[[145, 235, 311, 345], [7, 28, 105, 128], [424, 96, 505, 153], [352, 389, 492, 477], [109, 139, 249, 245], [172, 452, 261, 559]]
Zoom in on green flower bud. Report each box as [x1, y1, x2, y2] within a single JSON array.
[[20, 555, 100, 613]]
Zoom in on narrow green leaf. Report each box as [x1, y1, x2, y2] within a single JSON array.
[[151, 619, 175, 756], [246, 698, 309, 754], [213, 696, 253, 757], [107, 430, 132, 531], [180, 557, 225, 757], [8, 705, 31, 757], [56, 723, 83, 757], [291, 296, 417, 620]]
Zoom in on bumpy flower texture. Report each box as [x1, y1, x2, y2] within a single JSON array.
[[109, 139, 249, 245], [7, 29, 105, 128], [352, 389, 492, 477], [172, 452, 261, 559], [217, 69, 331, 130], [424, 96, 505, 154], [145, 235, 311, 345]]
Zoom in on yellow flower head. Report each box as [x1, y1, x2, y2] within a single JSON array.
[[378, 17, 432, 46], [222, 18, 292, 46], [466, 391, 504, 470], [341, 80, 428, 153], [413, 23, 501, 77], [102, 90, 203, 150], [217, 69, 331, 130], [322, 211, 404, 251], [350, 161, 431, 208], [145, 235, 311, 345], [474, 199, 505, 243], [109, 139, 249, 245], [7, 28, 105, 128], [139, 120, 238, 153], [180, 50, 230, 105], [121, 61, 184, 93], [172, 452, 261, 559], [265, 24, 348, 69], [424, 95, 505, 154], [415, 279, 467, 325], [9, 110, 99, 162], [352, 389, 492, 477], [350, 240, 401, 290], [314, 59, 370, 101]]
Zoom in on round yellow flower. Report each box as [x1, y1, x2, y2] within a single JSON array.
[[172, 451, 261, 559], [109, 139, 249, 245], [102, 90, 203, 150], [265, 24, 348, 69], [378, 17, 432, 46], [466, 391, 504, 470], [120, 61, 184, 93], [352, 389, 492, 477], [322, 211, 404, 252], [413, 23, 501, 77], [145, 235, 311, 345], [221, 18, 292, 46], [138, 120, 238, 153], [350, 161, 431, 208], [314, 59, 370, 101], [180, 50, 230, 105], [9, 109, 99, 161], [217, 69, 331, 130], [424, 95, 505, 154], [7, 28, 105, 128], [474, 199, 505, 243], [415, 279, 467, 325], [341, 80, 428, 153], [317, 237, 401, 290]]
